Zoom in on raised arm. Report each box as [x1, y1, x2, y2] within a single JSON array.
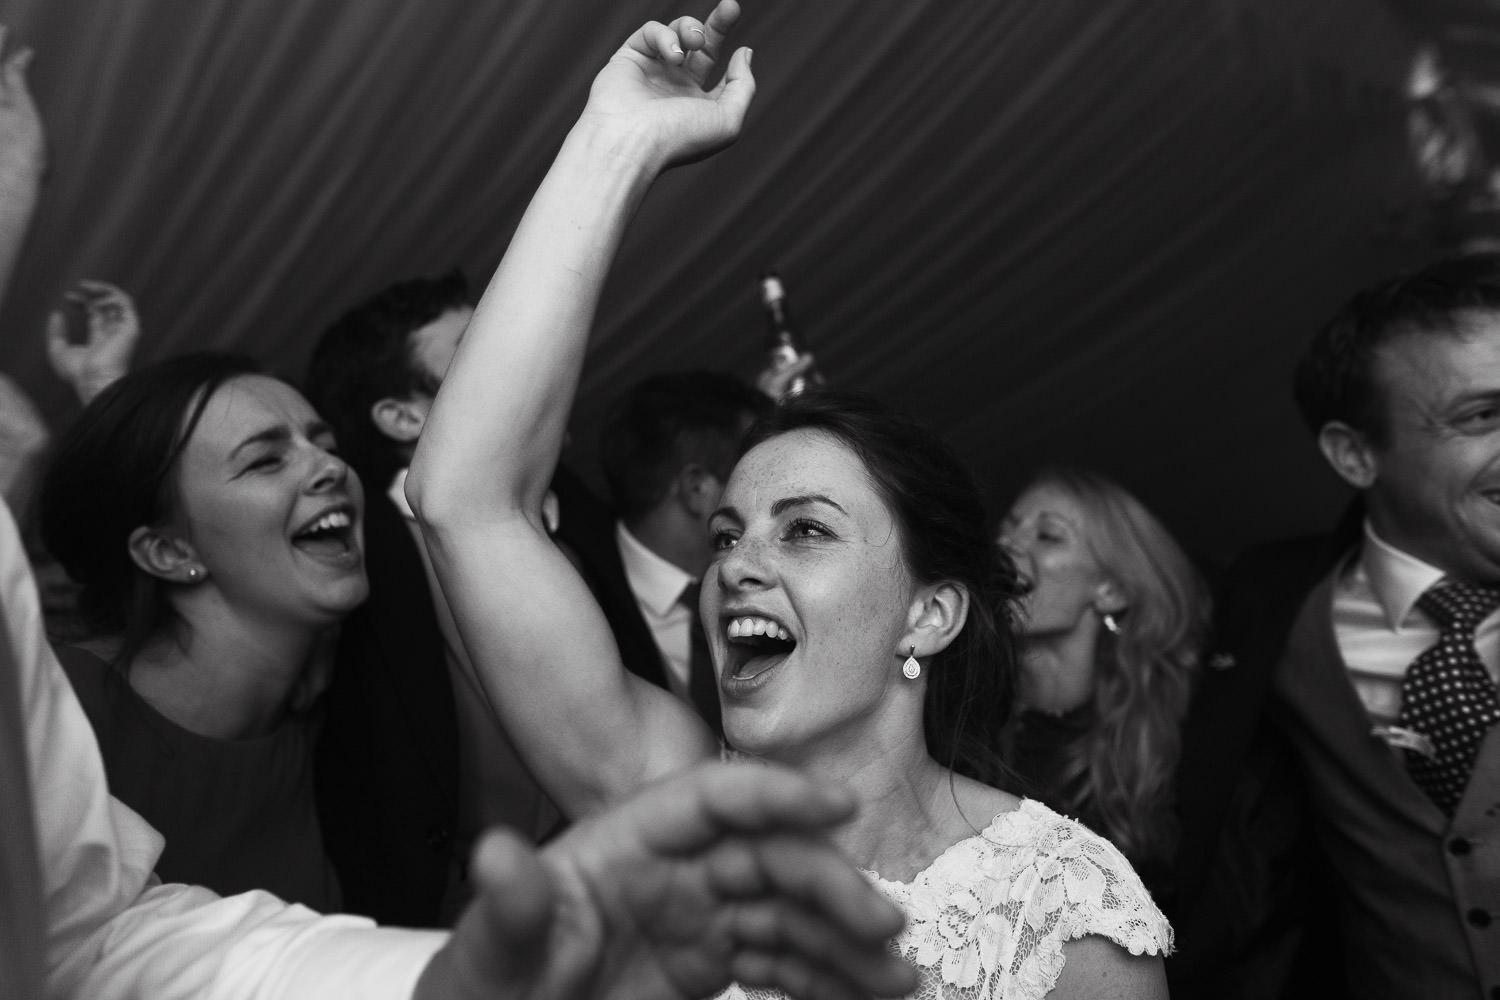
[[407, 4, 754, 816], [0, 30, 44, 308]]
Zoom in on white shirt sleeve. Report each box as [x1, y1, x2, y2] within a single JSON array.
[[2, 501, 448, 1000]]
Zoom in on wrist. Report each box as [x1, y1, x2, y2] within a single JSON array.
[[566, 114, 673, 182]]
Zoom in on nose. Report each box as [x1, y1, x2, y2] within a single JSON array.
[[305, 444, 351, 494], [715, 534, 769, 592], [996, 532, 1023, 559]]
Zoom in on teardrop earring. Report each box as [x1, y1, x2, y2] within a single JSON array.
[[902, 645, 921, 680]]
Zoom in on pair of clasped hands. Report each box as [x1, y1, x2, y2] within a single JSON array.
[[412, 5, 915, 1000]]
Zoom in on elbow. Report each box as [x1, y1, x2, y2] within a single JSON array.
[[403, 444, 459, 529], [405, 441, 542, 533]]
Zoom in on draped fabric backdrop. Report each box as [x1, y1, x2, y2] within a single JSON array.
[[0, 0, 1430, 565]]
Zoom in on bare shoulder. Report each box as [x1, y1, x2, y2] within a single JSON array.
[[947, 770, 1023, 826], [1049, 934, 1167, 1000]]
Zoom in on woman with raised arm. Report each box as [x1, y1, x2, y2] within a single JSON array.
[[408, 6, 1171, 998]]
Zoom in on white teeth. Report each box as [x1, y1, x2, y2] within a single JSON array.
[[726, 617, 791, 641], [304, 510, 351, 534]]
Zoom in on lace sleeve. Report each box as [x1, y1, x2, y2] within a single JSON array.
[[715, 802, 1171, 1000], [1006, 816, 1173, 994], [888, 802, 1172, 1000]]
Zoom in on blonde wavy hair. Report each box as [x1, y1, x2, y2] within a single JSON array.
[[1019, 467, 1209, 866]]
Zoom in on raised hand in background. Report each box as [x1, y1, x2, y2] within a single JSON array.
[[46, 281, 142, 405]]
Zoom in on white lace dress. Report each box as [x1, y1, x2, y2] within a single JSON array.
[[719, 799, 1172, 1000]]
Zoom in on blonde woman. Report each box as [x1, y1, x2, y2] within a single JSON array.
[[999, 468, 1208, 884]]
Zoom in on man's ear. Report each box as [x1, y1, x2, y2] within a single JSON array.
[[370, 396, 430, 445], [903, 581, 970, 658], [676, 464, 724, 519], [1317, 420, 1378, 490], [127, 524, 201, 583]]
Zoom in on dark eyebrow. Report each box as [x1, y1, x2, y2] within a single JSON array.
[[1449, 389, 1500, 409], [709, 503, 742, 524], [229, 425, 291, 460], [771, 494, 847, 517]]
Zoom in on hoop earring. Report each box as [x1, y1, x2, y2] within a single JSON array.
[[1101, 612, 1122, 635], [902, 645, 921, 680]]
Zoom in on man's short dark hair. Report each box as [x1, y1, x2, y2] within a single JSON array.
[[303, 270, 470, 488], [600, 371, 771, 521], [1294, 253, 1500, 445]]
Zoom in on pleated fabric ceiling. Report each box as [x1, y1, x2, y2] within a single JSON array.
[[0, 0, 1434, 565]]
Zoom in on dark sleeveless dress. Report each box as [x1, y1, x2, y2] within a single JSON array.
[[58, 646, 340, 910]]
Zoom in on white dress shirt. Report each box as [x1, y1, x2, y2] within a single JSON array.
[[615, 522, 695, 697], [2, 500, 446, 999], [1333, 520, 1500, 726]]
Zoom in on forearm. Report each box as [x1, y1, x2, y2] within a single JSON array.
[[0, 164, 40, 305], [68, 884, 445, 1000], [408, 120, 663, 528]]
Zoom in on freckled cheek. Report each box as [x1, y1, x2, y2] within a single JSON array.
[[834, 574, 911, 644]]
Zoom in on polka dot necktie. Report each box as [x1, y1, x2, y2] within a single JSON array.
[[1398, 582, 1500, 816]]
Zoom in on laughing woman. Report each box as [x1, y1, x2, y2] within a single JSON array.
[[39, 353, 365, 909], [407, 5, 1171, 998]]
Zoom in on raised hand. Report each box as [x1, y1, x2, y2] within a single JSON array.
[[416, 762, 917, 1000], [0, 26, 43, 186], [45, 280, 142, 405], [756, 352, 818, 400], [0, 27, 44, 307], [580, 0, 756, 172]]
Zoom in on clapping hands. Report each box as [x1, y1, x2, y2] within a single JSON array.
[[417, 762, 916, 1000]]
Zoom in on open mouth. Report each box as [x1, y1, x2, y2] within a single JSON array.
[[725, 615, 797, 682], [291, 508, 357, 561]]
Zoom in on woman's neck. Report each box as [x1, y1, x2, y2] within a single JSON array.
[[1019, 628, 1098, 716], [128, 603, 323, 740], [776, 720, 1010, 882]]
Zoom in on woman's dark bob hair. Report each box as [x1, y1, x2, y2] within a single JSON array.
[[739, 389, 1023, 786]]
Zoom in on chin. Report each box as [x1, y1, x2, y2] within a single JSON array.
[[321, 577, 371, 617], [721, 712, 784, 759]]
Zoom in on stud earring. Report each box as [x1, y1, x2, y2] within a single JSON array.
[[902, 645, 921, 680], [187, 567, 201, 582], [1102, 612, 1122, 635]]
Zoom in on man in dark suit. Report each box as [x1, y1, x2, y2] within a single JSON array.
[[305, 272, 559, 927], [554, 371, 770, 738], [1169, 254, 1500, 999]]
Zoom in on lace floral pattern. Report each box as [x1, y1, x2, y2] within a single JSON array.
[[720, 799, 1171, 1000]]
